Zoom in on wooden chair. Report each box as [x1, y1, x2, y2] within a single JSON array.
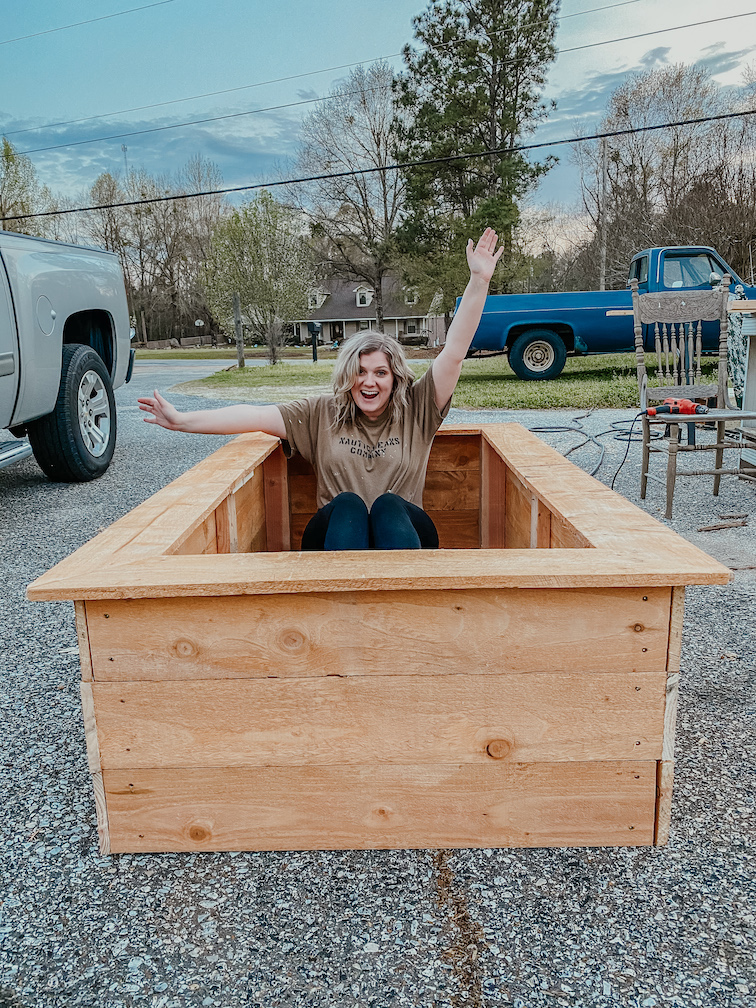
[[630, 277, 756, 518]]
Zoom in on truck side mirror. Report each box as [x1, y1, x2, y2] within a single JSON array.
[[709, 271, 722, 286]]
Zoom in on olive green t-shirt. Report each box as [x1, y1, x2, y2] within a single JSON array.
[[278, 363, 451, 509]]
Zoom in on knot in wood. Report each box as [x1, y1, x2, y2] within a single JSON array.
[[188, 824, 210, 842], [633, 623, 645, 633], [486, 739, 512, 759], [278, 629, 307, 653], [173, 638, 198, 658]]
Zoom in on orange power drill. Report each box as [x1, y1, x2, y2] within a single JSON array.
[[646, 398, 709, 416]]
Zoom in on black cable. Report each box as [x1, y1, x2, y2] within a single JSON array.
[[610, 413, 645, 489], [4, 107, 754, 223], [3, 0, 641, 138], [0, 1, 177, 47]]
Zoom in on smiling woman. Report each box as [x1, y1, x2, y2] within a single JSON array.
[[138, 229, 504, 550]]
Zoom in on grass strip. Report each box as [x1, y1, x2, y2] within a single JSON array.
[[179, 353, 719, 410]]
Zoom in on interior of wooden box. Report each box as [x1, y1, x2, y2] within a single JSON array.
[[169, 430, 590, 558]]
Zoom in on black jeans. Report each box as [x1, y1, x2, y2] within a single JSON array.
[[301, 492, 439, 550]]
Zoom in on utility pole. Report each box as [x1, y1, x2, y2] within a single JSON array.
[[233, 292, 245, 369], [598, 138, 608, 291], [121, 144, 129, 176]]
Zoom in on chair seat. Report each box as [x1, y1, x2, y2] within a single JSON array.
[[647, 384, 717, 401]]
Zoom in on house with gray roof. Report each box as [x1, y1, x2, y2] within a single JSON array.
[[292, 275, 445, 347]]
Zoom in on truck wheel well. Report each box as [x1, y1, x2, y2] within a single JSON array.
[[506, 323, 574, 353], [62, 310, 115, 375]]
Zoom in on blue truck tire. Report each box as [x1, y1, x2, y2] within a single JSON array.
[[508, 329, 568, 380]]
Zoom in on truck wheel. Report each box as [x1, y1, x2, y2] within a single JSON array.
[[508, 329, 567, 380], [27, 344, 116, 482]]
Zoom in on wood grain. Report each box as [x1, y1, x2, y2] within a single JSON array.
[[74, 600, 93, 682], [480, 441, 506, 549], [667, 585, 685, 672], [103, 761, 658, 852], [654, 759, 675, 845], [263, 447, 290, 552], [233, 468, 265, 554], [92, 670, 666, 769], [215, 495, 238, 554], [85, 587, 672, 681]]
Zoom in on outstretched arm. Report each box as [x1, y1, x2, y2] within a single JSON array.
[[138, 390, 287, 439], [431, 228, 504, 409]]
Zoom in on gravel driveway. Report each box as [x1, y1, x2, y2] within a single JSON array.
[[0, 362, 753, 1008]]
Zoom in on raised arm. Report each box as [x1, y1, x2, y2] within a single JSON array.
[[431, 228, 503, 409], [138, 390, 287, 439]]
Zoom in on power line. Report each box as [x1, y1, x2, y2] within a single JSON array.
[[5, 2, 639, 138], [0, 1, 177, 47], [13, 10, 756, 159], [4, 107, 754, 223]]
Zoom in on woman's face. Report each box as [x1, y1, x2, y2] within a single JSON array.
[[351, 350, 394, 418]]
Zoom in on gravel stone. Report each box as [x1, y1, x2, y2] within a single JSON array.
[[0, 365, 754, 1007]]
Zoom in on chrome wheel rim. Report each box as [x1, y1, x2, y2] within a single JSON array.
[[77, 371, 110, 456], [522, 340, 556, 373]]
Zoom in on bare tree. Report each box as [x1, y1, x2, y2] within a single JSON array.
[[572, 64, 756, 288], [290, 62, 404, 332]]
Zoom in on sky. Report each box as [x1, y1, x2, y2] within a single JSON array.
[[1, 0, 755, 222]]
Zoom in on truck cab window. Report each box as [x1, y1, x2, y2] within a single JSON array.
[[629, 256, 648, 284], [663, 254, 716, 289]]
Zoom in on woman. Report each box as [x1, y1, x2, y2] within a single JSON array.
[[138, 228, 502, 550]]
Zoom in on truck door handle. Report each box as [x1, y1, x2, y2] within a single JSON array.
[[0, 351, 15, 377]]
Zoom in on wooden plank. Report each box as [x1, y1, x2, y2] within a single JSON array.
[[263, 446, 290, 552], [662, 672, 679, 762], [505, 468, 531, 549], [85, 587, 672, 681], [480, 441, 506, 549], [233, 468, 265, 554], [551, 512, 591, 549], [288, 473, 317, 515], [426, 433, 480, 471], [28, 545, 731, 601], [667, 585, 685, 672], [423, 469, 480, 511], [654, 759, 675, 846], [75, 600, 93, 682], [214, 495, 238, 554], [93, 670, 666, 770], [80, 682, 110, 855], [172, 513, 217, 556], [427, 510, 479, 548], [103, 761, 657, 852]]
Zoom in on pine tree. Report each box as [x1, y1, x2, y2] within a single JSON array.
[[395, 0, 559, 304]]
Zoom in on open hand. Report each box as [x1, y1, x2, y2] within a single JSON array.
[[466, 228, 504, 283], [137, 390, 183, 430]]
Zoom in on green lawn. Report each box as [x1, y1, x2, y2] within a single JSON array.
[[135, 346, 340, 361], [182, 352, 717, 410]]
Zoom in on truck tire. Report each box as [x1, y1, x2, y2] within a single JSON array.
[[27, 344, 116, 482], [508, 329, 567, 380]]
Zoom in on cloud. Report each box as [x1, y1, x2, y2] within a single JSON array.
[[638, 47, 671, 69], [698, 42, 756, 78]]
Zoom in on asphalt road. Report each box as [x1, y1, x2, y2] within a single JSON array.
[[0, 360, 753, 1008]]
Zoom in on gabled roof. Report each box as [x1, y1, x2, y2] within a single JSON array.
[[296, 274, 433, 322]]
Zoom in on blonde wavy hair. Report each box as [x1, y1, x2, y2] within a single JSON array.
[[331, 332, 416, 429]]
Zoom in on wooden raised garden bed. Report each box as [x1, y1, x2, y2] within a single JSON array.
[[27, 424, 730, 854]]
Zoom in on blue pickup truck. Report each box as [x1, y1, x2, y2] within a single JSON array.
[[468, 245, 756, 379]]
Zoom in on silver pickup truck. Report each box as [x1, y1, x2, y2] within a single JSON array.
[[0, 230, 134, 480]]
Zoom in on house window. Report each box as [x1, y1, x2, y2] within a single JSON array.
[[407, 323, 417, 334], [359, 320, 369, 330], [405, 290, 418, 305], [357, 292, 368, 306], [354, 287, 374, 307]]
